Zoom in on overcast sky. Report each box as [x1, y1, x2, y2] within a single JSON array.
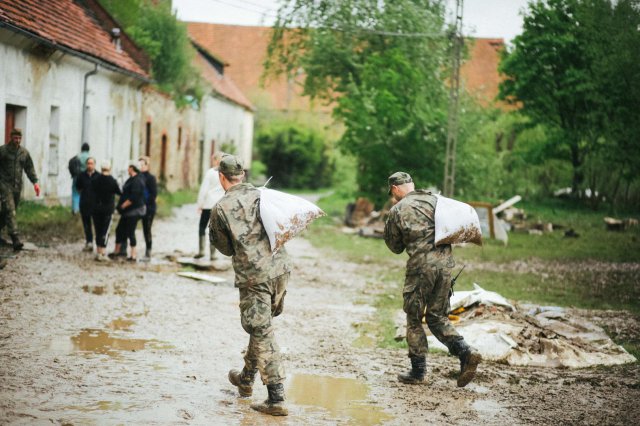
[[173, 0, 531, 42]]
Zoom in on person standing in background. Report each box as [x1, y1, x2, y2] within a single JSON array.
[[0, 128, 40, 251], [91, 161, 121, 262], [75, 157, 99, 252], [70, 143, 90, 214], [138, 156, 157, 259], [195, 152, 224, 260], [110, 162, 146, 261]]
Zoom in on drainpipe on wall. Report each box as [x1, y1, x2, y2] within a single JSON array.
[[81, 64, 98, 148]]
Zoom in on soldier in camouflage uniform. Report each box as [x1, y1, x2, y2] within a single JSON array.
[[384, 172, 481, 388], [0, 129, 40, 250], [209, 155, 291, 416]]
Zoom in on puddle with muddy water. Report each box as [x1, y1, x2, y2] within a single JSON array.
[[51, 317, 171, 358], [288, 374, 392, 424]]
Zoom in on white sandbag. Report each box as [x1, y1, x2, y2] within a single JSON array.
[[434, 194, 482, 246], [258, 188, 325, 253]]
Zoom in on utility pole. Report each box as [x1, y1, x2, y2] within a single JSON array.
[[443, 0, 463, 197]]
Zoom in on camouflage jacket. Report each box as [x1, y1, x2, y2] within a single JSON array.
[[0, 144, 38, 192], [384, 190, 454, 273], [209, 183, 291, 288]]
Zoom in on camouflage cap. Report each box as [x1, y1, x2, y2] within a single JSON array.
[[10, 128, 22, 137], [388, 171, 413, 194], [219, 154, 244, 176]]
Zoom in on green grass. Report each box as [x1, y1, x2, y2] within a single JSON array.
[[16, 201, 83, 242], [156, 189, 198, 218], [309, 191, 640, 349]]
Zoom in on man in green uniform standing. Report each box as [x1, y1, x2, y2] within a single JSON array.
[[0, 129, 40, 250], [384, 172, 481, 388], [209, 155, 291, 416]]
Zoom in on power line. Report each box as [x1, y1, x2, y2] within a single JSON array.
[[206, 0, 278, 18]]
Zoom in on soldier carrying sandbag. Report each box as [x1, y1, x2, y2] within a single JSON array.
[[209, 155, 291, 416], [384, 171, 481, 387]]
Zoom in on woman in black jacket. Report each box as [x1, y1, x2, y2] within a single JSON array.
[[75, 157, 99, 252], [110, 162, 146, 261], [91, 160, 121, 261]]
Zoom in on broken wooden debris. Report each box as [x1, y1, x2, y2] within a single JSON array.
[[177, 272, 227, 284]]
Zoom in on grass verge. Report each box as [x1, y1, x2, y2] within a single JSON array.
[[308, 191, 640, 353]]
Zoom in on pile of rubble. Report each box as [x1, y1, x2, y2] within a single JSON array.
[[394, 284, 637, 368]]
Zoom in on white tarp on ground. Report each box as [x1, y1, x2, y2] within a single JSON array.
[[395, 284, 636, 368], [258, 188, 325, 254], [434, 195, 483, 246]]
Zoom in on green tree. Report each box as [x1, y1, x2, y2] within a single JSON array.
[[499, 0, 603, 195], [257, 122, 333, 189], [266, 0, 449, 205], [99, 0, 203, 104], [499, 0, 640, 208]]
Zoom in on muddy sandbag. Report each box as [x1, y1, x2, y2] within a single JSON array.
[[258, 188, 325, 254], [434, 195, 482, 246]]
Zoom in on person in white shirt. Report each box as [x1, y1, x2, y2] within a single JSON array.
[[195, 152, 225, 259]]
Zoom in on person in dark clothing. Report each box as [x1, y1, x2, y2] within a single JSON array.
[[138, 156, 157, 259], [75, 157, 99, 252], [92, 160, 121, 262], [110, 162, 146, 261]]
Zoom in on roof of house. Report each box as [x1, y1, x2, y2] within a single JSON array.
[[186, 22, 507, 111], [0, 0, 150, 80], [191, 40, 254, 111]]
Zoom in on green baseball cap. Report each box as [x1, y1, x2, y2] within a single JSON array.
[[388, 171, 412, 194], [219, 154, 244, 176]]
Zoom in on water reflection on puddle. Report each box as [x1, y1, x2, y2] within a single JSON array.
[[288, 374, 392, 424], [51, 317, 171, 358]]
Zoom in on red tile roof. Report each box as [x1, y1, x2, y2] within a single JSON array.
[[187, 22, 507, 111], [187, 22, 323, 112], [191, 41, 254, 111], [0, 0, 149, 80]]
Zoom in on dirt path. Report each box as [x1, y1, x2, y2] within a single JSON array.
[[1, 205, 639, 425]]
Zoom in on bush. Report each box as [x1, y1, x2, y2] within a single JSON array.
[[257, 122, 334, 189]]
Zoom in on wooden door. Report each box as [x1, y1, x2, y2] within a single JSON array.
[[5, 105, 16, 144]]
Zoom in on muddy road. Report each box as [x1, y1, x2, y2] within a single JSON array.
[[1, 205, 639, 425]]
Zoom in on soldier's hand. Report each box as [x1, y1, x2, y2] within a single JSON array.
[[34, 183, 40, 197]]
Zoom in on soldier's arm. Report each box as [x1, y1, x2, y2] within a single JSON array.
[[209, 205, 234, 256], [384, 209, 406, 254], [24, 152, 38, 184]]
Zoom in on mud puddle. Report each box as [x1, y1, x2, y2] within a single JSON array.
[[50, 317, 172, 358], [288, 374, 393, 424]]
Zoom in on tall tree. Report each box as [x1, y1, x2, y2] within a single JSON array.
[[499, 0, 604, 195], [266, 0, 450, 205]]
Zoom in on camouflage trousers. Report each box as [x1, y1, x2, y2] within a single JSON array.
[[0, 186, 20, 236], [239, 273, 288, 385], [403, 266, 465, 358]]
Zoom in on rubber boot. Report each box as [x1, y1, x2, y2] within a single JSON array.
[[210, 247, 217, 261], [10, 234, 23, 251], [144, 245, 152, 259], [398, 355, 427, 384], [250, 383, 288, 416], [457, 348, 482, 387], [228, 368, 256, 397], [194, 236, 205, 259]]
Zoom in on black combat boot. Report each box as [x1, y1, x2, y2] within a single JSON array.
[[10, 234, 23, 251], [228, 368, 256, 397], [457, 347, 482, 387], [397, 355, 427, 384], [250, 383, 288, 416]]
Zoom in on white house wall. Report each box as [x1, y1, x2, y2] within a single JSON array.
[[0, 30, 142, 203], [201, 95, 253, 173]]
